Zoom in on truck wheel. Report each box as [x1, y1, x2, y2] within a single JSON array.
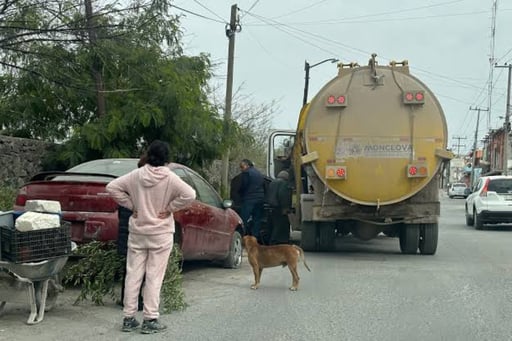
[[318, 222, 336, 251], [300, 222, 317, 251], [419, 223, 438, 255], [399, 224, 419, 254], [474, 210, 484, 230]]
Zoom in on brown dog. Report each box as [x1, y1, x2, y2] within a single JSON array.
[[243, 235, 311, 291]]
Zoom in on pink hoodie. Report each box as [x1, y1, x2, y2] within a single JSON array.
[[106, 165, 196, 235]]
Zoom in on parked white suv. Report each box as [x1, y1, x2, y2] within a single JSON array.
[[465, 175, 512, 229]]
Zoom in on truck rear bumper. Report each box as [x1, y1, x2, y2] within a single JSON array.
[[312, 202, 440, 224]]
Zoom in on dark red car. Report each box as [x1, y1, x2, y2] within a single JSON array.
[[13, 159, 243, 268]]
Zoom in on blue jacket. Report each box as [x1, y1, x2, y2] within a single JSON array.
[[238, 167, 265, 202]]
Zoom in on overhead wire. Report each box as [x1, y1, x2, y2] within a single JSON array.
[[171, 4, 225, 24], [191, 0, 227, 23], [244, 9, 487, 93], [245, 0, 261, 15], [247, 10, 488, 26], [270, 0, 329, 19], [243, 11, 342, 57], [244, 0, 470, 26], [496, 46, 512, 64]]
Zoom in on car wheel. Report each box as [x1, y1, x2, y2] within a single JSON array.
[[399, 224, 419, 254], [419, 223, 438, 255], [449, 195, 453, 199], [223, 231, 242, 269], [474, 209, 484, 230]]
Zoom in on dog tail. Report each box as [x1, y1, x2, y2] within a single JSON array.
[[293, 245, 311, 272]]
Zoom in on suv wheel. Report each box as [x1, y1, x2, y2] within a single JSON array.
[[473, 209, 484, 230], [465, 205, 474, 226]]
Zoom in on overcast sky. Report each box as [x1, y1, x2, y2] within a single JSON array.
[[173, 0, 511, 155]]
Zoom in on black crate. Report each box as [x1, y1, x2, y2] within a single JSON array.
[[0, 222, 71, 263]]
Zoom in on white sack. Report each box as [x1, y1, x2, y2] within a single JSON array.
[[15, 212, 60, 232], [25, 200, 62, 214]]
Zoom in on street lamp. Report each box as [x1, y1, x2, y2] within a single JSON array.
[[303, 58, 339, 106]]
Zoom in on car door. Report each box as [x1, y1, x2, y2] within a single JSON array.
[[170, 167, 208, 260], [185, 170, 232, 258]]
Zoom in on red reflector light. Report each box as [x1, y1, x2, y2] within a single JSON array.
[[408, 166, 417, 176], [15, 194, 27, 206], [405, 92, 414, 101], [337, 96, 345, 104], [327, 95, 336, 104], [415, 92, 424, 101], [336, 168, 345, 177]]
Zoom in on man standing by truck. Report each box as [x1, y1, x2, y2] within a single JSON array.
[[238, 159, 265, 242], [266, 170, 292, 244]]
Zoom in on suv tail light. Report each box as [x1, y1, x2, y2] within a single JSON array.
[[480, 178, 490, 197]]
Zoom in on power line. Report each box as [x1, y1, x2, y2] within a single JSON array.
[[245, 1, 482, 26], [191, 0, 227, 23], [243, 10, 487, 94], [270, 0, 329, 20], [242, 11, 342, 57], [171, 4, 225, 24], [245, 0, 261, 14]]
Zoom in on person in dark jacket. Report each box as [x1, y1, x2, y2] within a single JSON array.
[[266, 170, 292, 244], [238, 159, 265, 241]]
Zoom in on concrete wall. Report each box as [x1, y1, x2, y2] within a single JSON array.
[[0, 135, 53, 188]]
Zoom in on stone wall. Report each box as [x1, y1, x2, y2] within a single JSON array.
[[0, 135, 53, 188]]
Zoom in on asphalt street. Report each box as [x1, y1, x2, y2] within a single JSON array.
[[1, 191, 512, 341]]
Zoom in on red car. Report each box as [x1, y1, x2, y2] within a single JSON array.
[[13, 159, 243, 268]]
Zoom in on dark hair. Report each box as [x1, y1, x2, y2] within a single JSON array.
[[137, 153, 148, 168], [146, 140, 170, 167], [241, 159, 253, 167]]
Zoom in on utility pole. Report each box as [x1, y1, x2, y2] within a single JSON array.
[[495, 63, 512, 175], [452, 136, 467, 157], [469, 107, 488, 186], [221, 4, 241, 198]]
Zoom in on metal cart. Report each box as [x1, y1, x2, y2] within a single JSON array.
[[0, 256, 68, 324], [0, 211, 71, 324]]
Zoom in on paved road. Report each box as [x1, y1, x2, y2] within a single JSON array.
[[2, 192, 512, 340]]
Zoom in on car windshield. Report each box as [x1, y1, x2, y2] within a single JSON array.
[[487, 179, 512, 194]]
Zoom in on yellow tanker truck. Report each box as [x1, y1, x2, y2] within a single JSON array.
[[268, 54, 452, 254]]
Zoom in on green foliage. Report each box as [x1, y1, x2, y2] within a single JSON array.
[[62, 241, 187, 313], [63, 242, 125, 305], [0, 186, 17, 211], [161, 245, 187, 313]]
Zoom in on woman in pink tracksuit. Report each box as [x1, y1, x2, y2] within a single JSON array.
[[106, 140, 195, 334]]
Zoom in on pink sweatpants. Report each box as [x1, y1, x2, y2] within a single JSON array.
[[123, 232, 173, 320]]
